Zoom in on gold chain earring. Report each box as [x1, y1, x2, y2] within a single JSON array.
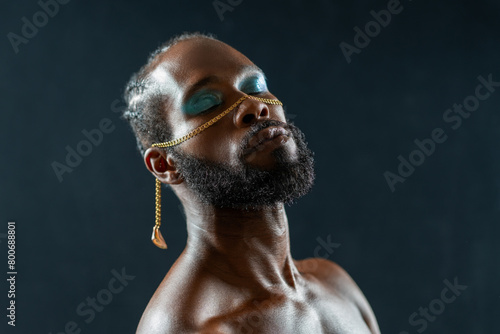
[[150, 94, 283, 249], [152, 178, 167, 248]]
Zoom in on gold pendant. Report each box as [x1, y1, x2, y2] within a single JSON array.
[[152, 225, 167, 249]]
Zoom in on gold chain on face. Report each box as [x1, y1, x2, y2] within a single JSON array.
[[150, 94, 283, 249], [152, 94, 283, 148]]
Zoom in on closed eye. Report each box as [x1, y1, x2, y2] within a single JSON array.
[[240, 76, 268, 95], [183, 90, 223, 115]]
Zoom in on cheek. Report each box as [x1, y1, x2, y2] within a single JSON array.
[[180, 128, 237, 163]]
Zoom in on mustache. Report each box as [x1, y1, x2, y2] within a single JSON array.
[[239, 119, 291, 156]]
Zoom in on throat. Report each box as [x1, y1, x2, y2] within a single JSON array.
[[183, 204, 302, 293]]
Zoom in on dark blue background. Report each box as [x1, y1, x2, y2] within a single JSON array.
[[1, 0, 499, 333]]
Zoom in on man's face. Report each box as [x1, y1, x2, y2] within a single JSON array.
[[150, 38, 315, 210]]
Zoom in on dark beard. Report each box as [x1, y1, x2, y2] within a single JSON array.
[[169, 119, 316, 211]]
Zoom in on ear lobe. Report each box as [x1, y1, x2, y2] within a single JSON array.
[[144, 147, 183, 185]]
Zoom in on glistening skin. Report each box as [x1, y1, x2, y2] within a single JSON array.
[[122, 33, 381, 334]]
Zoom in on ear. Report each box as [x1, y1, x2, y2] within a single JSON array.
[[144, 147, 183, 185]]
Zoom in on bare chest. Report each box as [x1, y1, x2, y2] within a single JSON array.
[[201, 292, 372, 334]]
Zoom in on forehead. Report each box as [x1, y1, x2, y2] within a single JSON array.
[[152, 38, 258, 89]]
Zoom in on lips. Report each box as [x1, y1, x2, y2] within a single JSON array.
[[244, 126, 290, 155]]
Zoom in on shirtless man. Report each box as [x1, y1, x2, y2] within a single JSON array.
[[123, 32, 380, 334]]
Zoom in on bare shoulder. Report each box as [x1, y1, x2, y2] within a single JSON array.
[[137, 309, 226, 334], [135, 263, 202, 334], [136, 302, 227, 334], [296, 258, 364, 296], [135, 263, 237, 334], [135, 285, 192, 334], [295, 258, 381, 334], [135, 280, 240, 334]]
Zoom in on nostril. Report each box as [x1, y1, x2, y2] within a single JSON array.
[[242, 114, 255, 123], [259, 108, 269, 117]]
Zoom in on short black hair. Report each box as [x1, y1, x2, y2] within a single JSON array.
[[122, 31, 218, 156]]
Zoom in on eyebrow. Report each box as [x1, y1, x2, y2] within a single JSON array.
[[183, 64, 266, 102], [240, 64, 266, 79]]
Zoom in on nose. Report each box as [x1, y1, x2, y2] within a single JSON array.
[[233, 97, 270, 127]]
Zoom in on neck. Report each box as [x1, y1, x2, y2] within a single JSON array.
[[181, 200, 302, 294]]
